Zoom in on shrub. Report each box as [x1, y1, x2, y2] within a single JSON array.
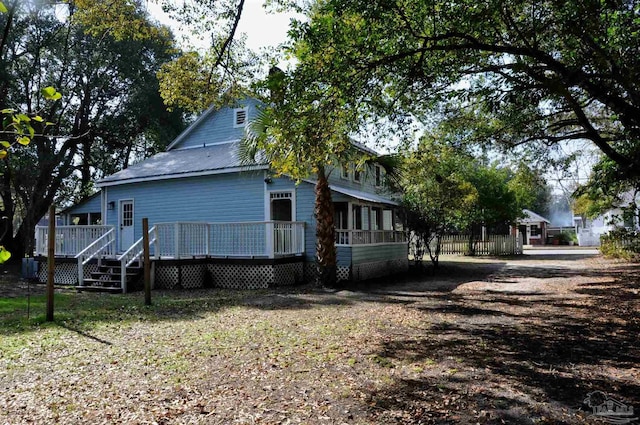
[[600, 228, 640, 260]]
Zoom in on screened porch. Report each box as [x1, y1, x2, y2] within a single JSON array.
[[333, 201, 406, 245]]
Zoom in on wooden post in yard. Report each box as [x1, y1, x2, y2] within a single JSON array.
[[46, 205, 55, 322], [142, 218, 151, 306]]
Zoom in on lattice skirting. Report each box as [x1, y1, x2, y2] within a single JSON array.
[[154, 260, 304, 290], [37, 261, 98, 286], [337, 266, 350, 282], [304, 263, 351, 283], [351, 258, 408, 282]]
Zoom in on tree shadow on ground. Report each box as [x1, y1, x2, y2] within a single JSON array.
[[362, 258, 640, 424]]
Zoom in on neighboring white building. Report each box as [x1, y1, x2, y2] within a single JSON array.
[[575, 190, 640, 246]]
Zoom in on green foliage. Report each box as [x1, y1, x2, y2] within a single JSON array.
[[574, 155, 640, 227], [468, 165, 521, 231], [0, 87, 60, 157], [286, 0, 640, 185], [242, 65, 373, 181], [155, 0, 264, 114], [0, 246, 10, 263], [157, 46, 258, 114], [241, 67, 369, 286], [400, 135, 524, 265], [401, 140, 477, 265], [507, 163, 552, 216], [0, 0, 186, 257], [73, 0, 169, 42], [600, 228, 640, 260]]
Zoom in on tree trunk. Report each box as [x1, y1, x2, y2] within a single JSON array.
[[314, 166, 337, 287]]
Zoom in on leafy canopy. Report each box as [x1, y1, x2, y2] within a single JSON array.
[[286, 0, 640, 181]]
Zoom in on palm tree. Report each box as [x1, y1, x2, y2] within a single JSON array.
[[241, 68, 400, 287]]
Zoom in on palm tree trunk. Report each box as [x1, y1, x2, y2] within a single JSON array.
[[315, 166, 337, 287]]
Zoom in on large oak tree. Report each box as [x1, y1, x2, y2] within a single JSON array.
[[0, 0, 185, 257], [286, 0, 640, 180]]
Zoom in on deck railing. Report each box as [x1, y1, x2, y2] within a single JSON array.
[[75, 228, 116, 286], [154, 221, 305, 258], [335, 229, 407, 245], [35, 225, 114, 257], [117, 226, 157, 293]]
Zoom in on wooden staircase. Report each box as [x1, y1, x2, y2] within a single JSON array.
[[77, 259, 143, 293]]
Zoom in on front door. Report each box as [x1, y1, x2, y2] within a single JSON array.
[[269, 192, 294, 255], [119, 200, 134, 251], [270, 192, 293, 221], [518, 224, 528, 245]]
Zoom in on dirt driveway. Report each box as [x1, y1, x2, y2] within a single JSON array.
[[2, 251, 639, 424], [347, 251, 640, 423]]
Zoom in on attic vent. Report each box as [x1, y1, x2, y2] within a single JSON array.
[[234, 107, 247, 127]]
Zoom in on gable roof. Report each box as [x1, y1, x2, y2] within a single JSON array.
[[166, 98, 262, 151], [519, 209, 551, 224], [165, 103, 220, 151], [97, 142, 268, 187]]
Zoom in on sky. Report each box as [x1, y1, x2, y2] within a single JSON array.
[[146, 0, 297, 52]]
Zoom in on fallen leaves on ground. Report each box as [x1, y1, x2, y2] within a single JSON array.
[[1, 255, 639, 424]]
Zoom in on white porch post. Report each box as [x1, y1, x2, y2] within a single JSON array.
[[174, 223, 180, 259], [153, 226, 159, 259], [205, 223, 210, 256], [266, 221, 274, 258]]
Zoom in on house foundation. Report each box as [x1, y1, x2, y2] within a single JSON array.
[[153, 257, 305, 290]]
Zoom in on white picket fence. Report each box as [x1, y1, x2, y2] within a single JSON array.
[[429, 234, 523, 256]]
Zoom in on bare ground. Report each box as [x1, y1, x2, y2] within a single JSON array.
[[1, 253, 639, 424]]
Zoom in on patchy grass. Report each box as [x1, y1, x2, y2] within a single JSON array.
[[1, 255, 640, 424]]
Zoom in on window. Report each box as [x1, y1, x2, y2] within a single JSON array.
[[122, 202, 133, 227], [334, 203, 348, 229], [341, 164, 349, 180], [234, 107, 248, 127], [71, 214, 87, 225], [352, 205, 362, 229], [382, 210, 393, 230], [530, 224, 541, 236], [361, 206, 370, 230], [371, 207, 383, 230], [353, 167, 362, 183], [375, 165, 382, 187]]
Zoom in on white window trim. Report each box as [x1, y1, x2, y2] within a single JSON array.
[[233, 107, 248, 128]]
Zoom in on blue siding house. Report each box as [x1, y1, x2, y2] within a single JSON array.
[[36, 99, 408, 290]]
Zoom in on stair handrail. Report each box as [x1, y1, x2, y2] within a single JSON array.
[[117, 226, 156, 293], [74, 227, 116, 287]]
